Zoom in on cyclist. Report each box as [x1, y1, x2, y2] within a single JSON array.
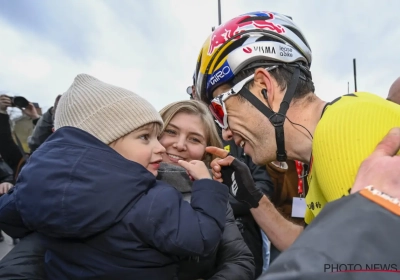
[[191, 10, 400, 251]]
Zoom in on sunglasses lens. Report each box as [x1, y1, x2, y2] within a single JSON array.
[[209, 102, 225, 127]]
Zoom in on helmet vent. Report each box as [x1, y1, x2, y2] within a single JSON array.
[[239, 16, 271, 23], [284, 25, 311, 50]]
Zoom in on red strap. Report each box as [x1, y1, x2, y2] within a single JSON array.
[[295, 160, 304, 195]]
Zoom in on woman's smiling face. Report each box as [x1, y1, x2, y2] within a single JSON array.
[[159, 112, 207, 164]]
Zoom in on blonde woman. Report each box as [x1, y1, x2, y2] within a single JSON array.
[[158, 100, 255, 280]]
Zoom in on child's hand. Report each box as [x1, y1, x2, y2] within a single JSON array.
[[178, 160, 211, 180], [0, 182, 14, 195]]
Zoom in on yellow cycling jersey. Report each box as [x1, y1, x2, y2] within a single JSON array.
[[305, 92, 400, 224]]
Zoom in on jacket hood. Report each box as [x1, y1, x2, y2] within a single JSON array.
[[15, 127, 156, 238]]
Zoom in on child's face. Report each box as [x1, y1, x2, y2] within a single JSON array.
[[110, 123, 165, 176]]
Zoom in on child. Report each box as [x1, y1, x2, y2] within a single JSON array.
[[0, 74, 229, 280]]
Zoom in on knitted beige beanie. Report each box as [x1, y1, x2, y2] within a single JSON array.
[[54, 74, 163, 144]]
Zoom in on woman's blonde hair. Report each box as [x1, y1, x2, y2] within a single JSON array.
[[159, 100, 222, 166]]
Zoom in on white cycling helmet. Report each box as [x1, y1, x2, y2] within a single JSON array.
[[194, 11, 312, 102]]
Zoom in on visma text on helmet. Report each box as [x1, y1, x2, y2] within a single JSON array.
[[253, 46, 276, 54]]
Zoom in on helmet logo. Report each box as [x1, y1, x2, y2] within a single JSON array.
[[206, 61, 234, 95], [209, 65, 231, 86], [242, 47, 252, 53], [208, 12, 285, 56]]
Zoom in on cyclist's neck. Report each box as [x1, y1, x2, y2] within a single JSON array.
[[284, 95, 326, 163]]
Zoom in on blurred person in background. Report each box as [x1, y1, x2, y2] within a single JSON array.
[[28, 94, 62, 153], [0, 94, 38, 176]]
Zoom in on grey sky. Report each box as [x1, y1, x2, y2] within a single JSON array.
[[0, 0, 399, 112], [0, 0, 97, 61]]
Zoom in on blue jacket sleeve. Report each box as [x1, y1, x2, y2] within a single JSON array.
[[141, 179, 229, 257], [0, 188, 31, 238]]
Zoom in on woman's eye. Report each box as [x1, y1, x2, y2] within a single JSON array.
[[165, 129, 176, 135], [190, 137, 201, 143]]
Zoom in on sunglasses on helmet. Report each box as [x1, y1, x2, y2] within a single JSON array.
[[209, 65, 279, 129]]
